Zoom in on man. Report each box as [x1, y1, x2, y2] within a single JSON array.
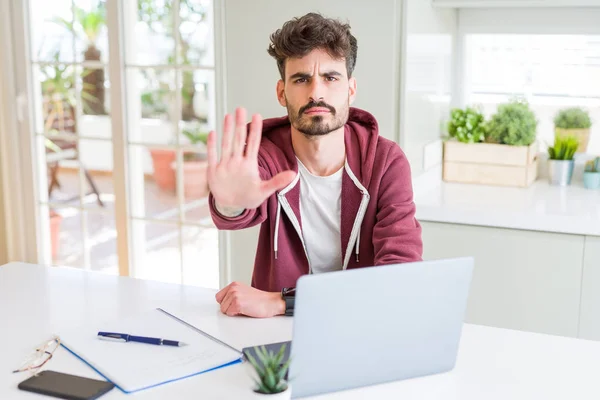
[[207, 12, 423, 318]]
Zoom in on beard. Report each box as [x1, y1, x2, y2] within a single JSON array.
[[286, 98, 349, 137]]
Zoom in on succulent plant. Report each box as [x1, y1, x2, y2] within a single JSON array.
[[246, 344, 291, 394], [548, 135, 579, 161]]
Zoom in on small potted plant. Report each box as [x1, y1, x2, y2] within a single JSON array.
[[446, 106, 487, 144], [583, 157, 600, 190], [149, 147, 177, 192], [554, 107, 592, 153], [486, 98, 537, 146], [547, 135, 579, 186], [149, 126, 209, 198], [180, 127, 209, 199], [246, 345, 292, 399]]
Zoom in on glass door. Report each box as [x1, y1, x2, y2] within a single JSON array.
[[20, 0, 221, 289]]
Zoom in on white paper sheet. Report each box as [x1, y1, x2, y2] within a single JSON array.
[[60, 308, 242, 393]]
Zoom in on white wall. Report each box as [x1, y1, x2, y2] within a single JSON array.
[[0, 68, 7, 264], [458, 7, 600, 34], [400, 0, 457, 175], [0, 95, 7, 264]]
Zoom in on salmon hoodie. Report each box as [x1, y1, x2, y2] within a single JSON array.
[[209, 107, 423, 292]]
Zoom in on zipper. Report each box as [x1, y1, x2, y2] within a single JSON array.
[[342, 160, 371, 270], [342, 190, 370, 270], [278, 193, 312, 274]]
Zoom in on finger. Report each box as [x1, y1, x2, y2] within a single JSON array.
[[220, 113, 234, 163], [245, 114, 263, 159], [215, 284, 232, 303], [232, 107, 247, 158], [224, 296, 241, 316], [207, 131, 217, 173], [260, 170, 297, 196], [220, 291, 236, 315]]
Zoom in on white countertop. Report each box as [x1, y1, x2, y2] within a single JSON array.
[[414, 170, 600, 237], [3, 262, 600, 399]]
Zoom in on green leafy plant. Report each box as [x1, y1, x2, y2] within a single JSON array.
[[554, 107, 592, 130], [51, 0, 107, 115], [40, 51, 100, 131], [548, 135, 579, 161], [446, 106, 487, 143], [181, 128, 209, 145], [246, 345, 291, 394], [486, 99, 537, 146], [138, 0, 209, 121], [181, 126, 209, 161]]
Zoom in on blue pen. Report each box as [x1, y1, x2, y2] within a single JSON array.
[[97, 332, 187, 347]]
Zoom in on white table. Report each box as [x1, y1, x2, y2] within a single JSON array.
[[2, 262, 600, 399]]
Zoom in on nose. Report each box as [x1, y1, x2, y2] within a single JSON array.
[[308, 79, 325, 103]]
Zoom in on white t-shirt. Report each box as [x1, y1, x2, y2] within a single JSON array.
[[297, 158, 343, 274]]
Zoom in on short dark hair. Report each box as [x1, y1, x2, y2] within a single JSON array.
[[267, 13, 358, 80]]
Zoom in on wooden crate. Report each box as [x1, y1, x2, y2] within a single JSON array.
[[443, 141, 538, 188]]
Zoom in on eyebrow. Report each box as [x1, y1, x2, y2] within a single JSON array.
[[288, 70, 343, 81]]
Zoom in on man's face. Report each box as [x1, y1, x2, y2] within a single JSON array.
[[277, 48, 357, 137]]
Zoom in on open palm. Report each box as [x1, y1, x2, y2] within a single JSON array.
[[207, 108, 296, 210]]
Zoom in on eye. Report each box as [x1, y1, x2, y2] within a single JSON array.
[[326, 76, 338, 82], [295, 78, 307, 83]]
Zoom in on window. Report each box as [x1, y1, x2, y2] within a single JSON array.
[[463, 34, 600, 153], [21, 0, 221, 288]]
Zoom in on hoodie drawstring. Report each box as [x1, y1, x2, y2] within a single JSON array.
[[355, 225, 360, 262], [274, 198, 281, 259]]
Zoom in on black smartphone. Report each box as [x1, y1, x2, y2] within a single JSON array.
[[18, 370, 115, 400]]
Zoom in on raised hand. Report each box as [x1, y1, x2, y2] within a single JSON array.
[[207, 107, 296, 212]]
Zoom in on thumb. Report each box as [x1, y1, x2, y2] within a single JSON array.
[[260, 170, 297, 196]]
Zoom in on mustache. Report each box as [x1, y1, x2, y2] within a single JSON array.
[[299, 101, 336, 115]]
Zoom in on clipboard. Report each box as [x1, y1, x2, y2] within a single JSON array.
[[59, 308, 243, 394]]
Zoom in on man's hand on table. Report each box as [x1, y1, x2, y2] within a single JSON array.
[[215, 282, 285, 318]]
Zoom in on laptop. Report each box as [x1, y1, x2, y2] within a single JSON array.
[[242, 257, 474, 398]]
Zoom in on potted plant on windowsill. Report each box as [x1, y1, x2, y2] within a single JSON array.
[[443, 99, 539, 188], [246, 345, 292, 399], [149, 147, 177, 192], [179, 127, 209, 199], [583, 157, 600, 190], [149, 126, 210, 198], [547, 135, 579, 186], [554, 107, 592, 154]]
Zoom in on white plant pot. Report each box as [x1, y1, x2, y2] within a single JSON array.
[[251, 385, 291, 400]]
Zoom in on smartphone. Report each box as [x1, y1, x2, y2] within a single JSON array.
[[18, 370, 115, 400]]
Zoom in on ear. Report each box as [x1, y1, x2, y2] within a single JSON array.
[[276, 80, 286, 107], [348, 77, 357, 105]]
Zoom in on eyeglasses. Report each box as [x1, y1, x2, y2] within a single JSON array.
[[13, 336, 61, 375]]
